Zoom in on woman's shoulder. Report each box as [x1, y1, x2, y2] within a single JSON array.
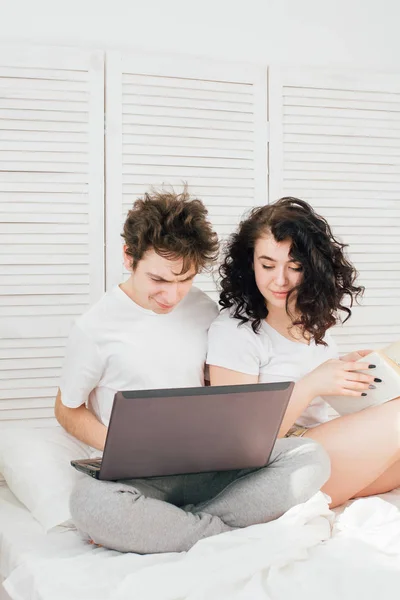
[[209, 309, 272, 351], [210, 308, 255, 334], [207, 308, 272, 373]]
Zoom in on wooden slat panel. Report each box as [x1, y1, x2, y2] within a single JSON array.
[[0, 408, 56, 420], [123, 155, 253, 170], [0, 418, 57, 429], [284, 104, 400, 123], [123, 104, 254, 123], [122, 166, 254, 180], [106, 50, 267, 311], [0, 129, 88, 142], [123, 175, 255, 188], [0, 66, 88, 82], [1, 284, 89, 295], [0, 244, 88, 256], [0, 212, 88, 224], [269, 67, 400, 353], [284, 95, 400, 112], [284, 132, 400, 148], [0, 46, 104, 426], [0, 98, 88, 112], [283, 86, 400, 103], [283, 125, 400, 140], [123, 143, 254, 159], [123, 134, 254, 151], [123, 113, 254, 132], [0, 398, 55, 409], [123, 94, 251, 112], [0, 118, 88, 133], [0, 304, 86, 317], [123, 124, 254, 141], [122, 73, 254, 95], [0, 264, 89, 274], [0, 368, 60, 381], [123, 87, 252, 104]]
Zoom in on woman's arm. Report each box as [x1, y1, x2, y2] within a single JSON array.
[[210, 365, 314, 437], [210, 358, 376, 437], [209, 365, 258, 386]]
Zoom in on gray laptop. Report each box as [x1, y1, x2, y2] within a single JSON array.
[[71, 381, 294, 480]]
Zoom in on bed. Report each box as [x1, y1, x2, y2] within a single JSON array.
[[2, 476, 400, 600]]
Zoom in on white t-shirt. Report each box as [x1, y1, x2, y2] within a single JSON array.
[[206, 309, 339, 428], [60, 285, 218, 426]]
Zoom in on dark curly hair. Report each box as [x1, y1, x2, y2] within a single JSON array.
[[122, 186, 219, 274], [219, 197, 364, 345]]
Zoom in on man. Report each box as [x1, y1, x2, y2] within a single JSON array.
[[55, 188, 330, 554]]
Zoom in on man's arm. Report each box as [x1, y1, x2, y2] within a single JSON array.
[[54, 388, 107, 451]]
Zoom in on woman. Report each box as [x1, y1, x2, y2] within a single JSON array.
[[207, 197, 400, 507]]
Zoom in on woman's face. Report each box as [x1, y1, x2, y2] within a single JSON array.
[[253, 233, 304, 312]]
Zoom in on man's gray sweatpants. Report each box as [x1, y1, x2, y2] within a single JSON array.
[[70, 437, 330, 554]]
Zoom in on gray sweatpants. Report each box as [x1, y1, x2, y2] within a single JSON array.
[[70, 437, 330, 554]]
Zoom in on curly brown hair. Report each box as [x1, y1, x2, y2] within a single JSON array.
[[122, 187, 219, 274], [219, 197, 364, 345]]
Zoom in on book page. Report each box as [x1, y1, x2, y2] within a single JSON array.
[[382, 340, 400, 367]]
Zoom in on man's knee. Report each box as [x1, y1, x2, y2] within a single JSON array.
[[70, 478, 141, 541]]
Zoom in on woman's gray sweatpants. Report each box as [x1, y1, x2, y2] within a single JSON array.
[[70, 437, 330, 554]]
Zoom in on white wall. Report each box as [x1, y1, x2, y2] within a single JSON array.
[[1, 0, 399, 69]]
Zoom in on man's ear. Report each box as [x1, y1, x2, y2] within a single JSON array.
[[122, 245, 133, 271]]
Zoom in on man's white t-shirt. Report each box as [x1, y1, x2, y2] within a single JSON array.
[[206, 309, 339, 428], [60, 285, 218, 426]]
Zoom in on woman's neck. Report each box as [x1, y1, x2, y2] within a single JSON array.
[[266, 307, 310, 345]]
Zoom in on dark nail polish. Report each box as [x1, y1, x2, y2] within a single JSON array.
[[368, 365, 376, 369], [374, 378, 382, 383], [361, 392, 367, 396]]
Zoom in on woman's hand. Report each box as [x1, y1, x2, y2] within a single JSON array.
[[302, 357, 376, 398], [340, 349, 373, 363]]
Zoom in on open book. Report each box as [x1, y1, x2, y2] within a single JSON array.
[[324, 340, 400, 416]]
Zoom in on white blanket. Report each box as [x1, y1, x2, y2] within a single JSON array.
[[4, 489, 400, 600]]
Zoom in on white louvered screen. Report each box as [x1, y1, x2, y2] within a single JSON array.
[[268, 67, 400, 352], [0, 46, 104, 428], [106, 53, 268, 298]]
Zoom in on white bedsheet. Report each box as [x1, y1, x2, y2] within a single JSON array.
[[2, 483, 400, 600]]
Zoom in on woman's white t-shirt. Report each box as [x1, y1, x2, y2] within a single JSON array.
[[60, 285, 218, 426], [206, 309, 339, 428]]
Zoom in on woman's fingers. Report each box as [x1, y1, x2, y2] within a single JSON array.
[[339, 388, 368, 397], [342, 367, 381, 393], [344, 371, 375, 384], [343, 380, 370, 391], [342, 361, 373, 372]]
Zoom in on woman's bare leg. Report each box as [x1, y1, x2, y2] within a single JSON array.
[[354, 459, 400, 498], [304, 397, 400, 507]]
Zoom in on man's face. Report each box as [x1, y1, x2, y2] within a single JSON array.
[[123, 248, 198, 314]]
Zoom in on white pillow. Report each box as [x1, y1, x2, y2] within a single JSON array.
[[0, 427, 95, 531]]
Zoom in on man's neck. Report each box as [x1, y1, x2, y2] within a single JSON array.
[[119, 278, 148, 310]]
